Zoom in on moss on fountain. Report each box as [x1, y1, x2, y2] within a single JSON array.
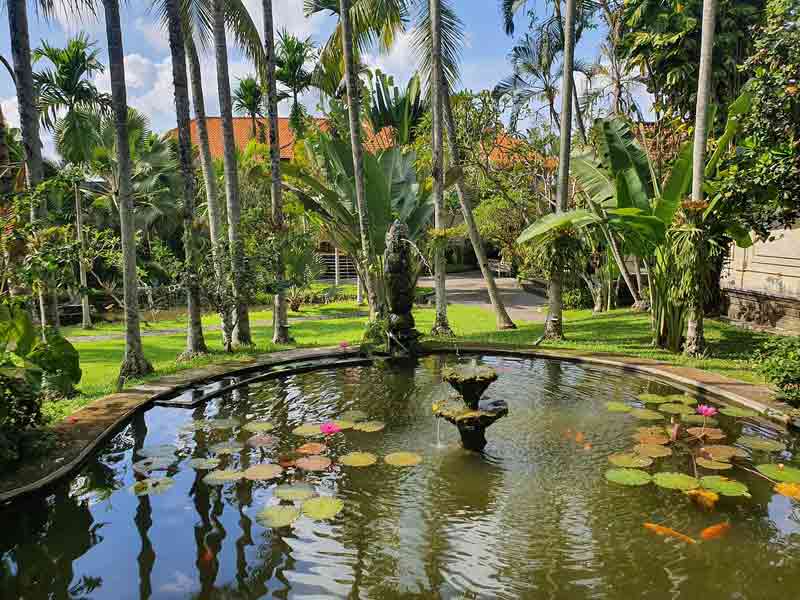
[[441, 365, 498, 409], [433, 394, 508, 451]]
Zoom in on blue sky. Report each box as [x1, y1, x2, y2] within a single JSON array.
[[1, 1, 616, 158]]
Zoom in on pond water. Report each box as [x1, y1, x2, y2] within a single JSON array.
[[2, 354, 799, 599]]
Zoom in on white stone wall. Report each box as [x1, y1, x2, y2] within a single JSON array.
[[722, 226, 800, 299]]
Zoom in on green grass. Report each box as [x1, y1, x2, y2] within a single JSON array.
[[46, 302, 770, 424]]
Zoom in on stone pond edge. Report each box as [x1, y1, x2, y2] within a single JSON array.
[[1, 343, 787, 503]]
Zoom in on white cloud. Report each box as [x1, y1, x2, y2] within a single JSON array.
[[1, 96, 19, 128], [50, 4, 103, 36], [243, 0, 332, 39], [362, 29, 418, 85], [135, 17, 169, 52]]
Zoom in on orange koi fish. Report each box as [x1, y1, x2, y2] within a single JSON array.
[[575, 432, 586, 444], [700, 522, 731, 540], [643, 522, 697, 544]]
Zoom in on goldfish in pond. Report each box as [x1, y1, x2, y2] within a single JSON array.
[[685, 488, 719, 511], [575, 432, 585, 444], [700, 522, 731, 540], [643, 522, 697, 544]]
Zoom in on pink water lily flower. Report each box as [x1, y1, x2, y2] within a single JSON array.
[[339, 341, 350, 349], [320, 422, 341, 435], [697, 405, 718, 418]]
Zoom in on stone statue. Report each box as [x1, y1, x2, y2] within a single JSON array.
[[384, 220, 420, 354]]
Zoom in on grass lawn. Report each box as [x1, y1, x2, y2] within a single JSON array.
[[47, 302, 770, 424]]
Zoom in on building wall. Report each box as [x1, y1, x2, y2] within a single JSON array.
[[721, 226, 800, 332]]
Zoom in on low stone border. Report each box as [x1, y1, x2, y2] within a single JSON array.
[[1, 343, 788, 503]]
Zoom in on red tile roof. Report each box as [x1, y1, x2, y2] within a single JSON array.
[[169, 116, 394, 161]]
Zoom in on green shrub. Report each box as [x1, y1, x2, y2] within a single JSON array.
[[0, 372, 43, 465], [754, 336, 800, 405], [563, 286, 593, 310]]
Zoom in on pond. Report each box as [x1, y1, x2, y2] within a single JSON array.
[[1, 354, 799, 599]]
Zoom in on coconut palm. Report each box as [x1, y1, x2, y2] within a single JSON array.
[[100, 0, 153, 382], [685, 0, 718, 357], [232, 75, 264, 140], [275, 30, 315, 137], [33, 34, 111, 330]]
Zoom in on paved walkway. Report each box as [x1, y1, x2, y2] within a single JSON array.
[[418, 271, 547, 323]]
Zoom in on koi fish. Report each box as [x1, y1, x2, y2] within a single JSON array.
[[700, 522, 731, 540], [685, 488, 719, 511], [575, 432, 585, 444], [643, 522, 697, 544]]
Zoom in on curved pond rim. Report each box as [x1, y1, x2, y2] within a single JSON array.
[[0, 343, 787, 504]]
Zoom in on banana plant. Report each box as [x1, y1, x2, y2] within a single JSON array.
[[366, 69, 426, 146]]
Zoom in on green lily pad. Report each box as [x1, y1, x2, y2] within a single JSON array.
[[130, 477, 175, 496], [332, 420, 355, 430], [242, 421, 275, 433], [187, 457, 221, 470], [696, 457, 733, 470], [352, 421, 386, 433], [681, 414, 718, 426], [203, 469, 244, 485], [737, 436, 786, 453], [205, 418, 241, 429], [608, 453, 653, 468], [133, 456, 174, 475], [275, 483, 316, 502], [606, 401, 632, 413], [246, 434, 278, 448], [181, 421, 210, 432], [630, 408, 664, 421], [756, 464, 800, 483], [702, 444, 747, 462], [634, 443, 673, 458], [665, 394, 696, 405], [136, 445, 177, 459], [243, 464, 284, 480], [653, 472, 700, 491], [339, 452, 378, 467], [605, 468, 652, 486], [384, 452, 423, 467], [209, 441, 244, 455], [302, 496, 345, 520], [719, 406, 758, 418], [295, 455, 332, 471], [637, 393, 672, 404], [700, 475, 751, 497], [339, 410, 368, 422], [292, 423, 323, 437], [256, 505, 301, 528], [659, 403, 694, 415]]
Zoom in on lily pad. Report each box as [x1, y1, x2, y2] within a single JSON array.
[[295, 455, 332, 471], [181, 421, 210, 432], [630, 408, 664, 421], [687, 427, 726, 441], [384, 452, 423, 467], [130, 477, 175, 496], [659, 403, 695, 415], [681, 414, 718, 426], [332, 420, 355, 431], [719, 406, 758, 418], [608, 453, 653, 468], [339, 410, 368, 422], [702, 444, 747, 462], [187, 457, 221, 470], [292, 423, 323, 437], [133, 456, 174, 475], [774, 482, 800, 500], [700, 475, 751, 497], [634, 444, 673, 458], [352, 421, 386, 433], [205, 417, 241, 429], [632, 432, 670, 445], [256, 505, 301, 528], [339, 452, 378, 467], [737, 436, 786, 453], [136, 445, 177, 459], [696, 457, 733, 471], [243, 464, 284, 481], [302, 496, 345, 520], [605, 468, 652, 486], [209, 441, 244, 455], [665, 394, 696, 405], [278, 453, 301, 469], [242, 421, 275, 433], [203, 469, 244, 485], [606, 401, 632, 413], [756, 464, 800, 483], [653, 472, 700, 491], [638, 393, 672, 404], [296, 442, 327, 455], [275, 483, 316, 502], [246, 434, 278, 448]]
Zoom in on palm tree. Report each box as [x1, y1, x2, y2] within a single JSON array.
[[275, 30, 315, 137], [162, 0, 207, 357], [33, 34, 111, 330], [262, 0, 290, 344], [685, 0, 718, 357], [101, 0, 153, 383], [232, 75, 264, 140]]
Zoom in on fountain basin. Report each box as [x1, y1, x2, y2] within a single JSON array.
[[441, 365, 498, 409], [433, 394, 508, 451]]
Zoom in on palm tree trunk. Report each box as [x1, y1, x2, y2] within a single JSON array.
[[186, 37, 223, 262], [262, 0, 291, 344], [442, 89, 516, 330], [213, 0, 252, 346], [102, 0, 153, 386], [547, 0, 577, 340], [74, 183, 92, 329], [338, 0, 378, 317], [429, 0, 452, 336], [685, 0, 717, 357], [165, 0, 207, 358]]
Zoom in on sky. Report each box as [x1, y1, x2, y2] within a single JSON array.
[[0, 1, 619, 159]]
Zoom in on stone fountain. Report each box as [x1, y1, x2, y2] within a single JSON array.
[[433, 363, 508, 451]]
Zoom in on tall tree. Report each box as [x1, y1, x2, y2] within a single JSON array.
[[163, 0, 207, 357], [262, 0, 290, 343], [429, 0, 452, 336], [684, 0, 718, 357], [101, 0, 153, 383], [213, 0, 252, 346], [232, 75, 264, 139], [275, 29, 315, 136], [33, 34, 111, 330]]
